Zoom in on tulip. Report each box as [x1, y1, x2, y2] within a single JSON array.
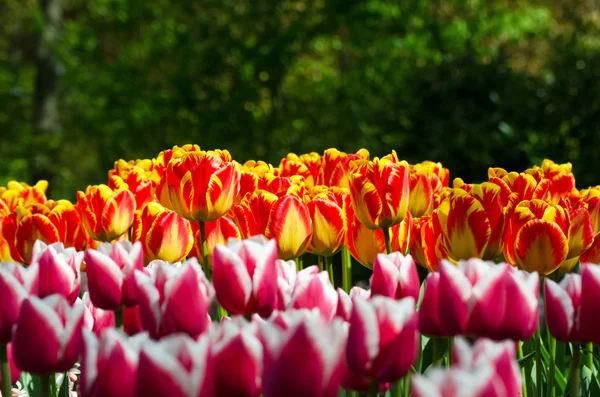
[[108, 159, 155, 209], [345, 203, 386, 268], [0, 180, 48, 211], [136, 334, 215, 397], [577, 264, 600, 345], [12, 294, 85, 373], [349, 158, 410, 229], [409, 214, 446, 271], [123, 306, 144, 336], [533, 159, 576, 204], [370, 252, 420, 301], [29, 240, 82, 304], [390, 210, 413, 255], [261, 310, 347, 397], [135, 258, 213, 339], [265, 194, 312, 260], [81, 293, 116, 337], [288, 266, 338, 321], [488, 169, 550, 203], [82, 329, 149, 397], [0, 263, 29, 344], [76, 184, 136, 242], [212, 236, 278, 317], [188, 216, 241, 266], [306, 187, 348, 257], [545, 274, 582, 342], [275, 259, 296, 310], [155, 150, 241, 222], [320, 148, 370, 189], [84, 240, 145, 310], [132, 202, 193, 263], [213, 321, 263, 397]]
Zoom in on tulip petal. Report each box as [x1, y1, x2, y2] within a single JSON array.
[[544, 278, 574, 342], [514, 220, 568, 274]]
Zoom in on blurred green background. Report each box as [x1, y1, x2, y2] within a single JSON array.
[[1, 0, 599, 200]]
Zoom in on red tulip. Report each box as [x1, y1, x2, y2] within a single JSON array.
[[212, 236, 278, 317], [82, 329, 149, 397], [261, 310, 347, 397], [29, 241, 82, 304], [85, 241, 145, 310], [0, 263, 30, 344], [135, 258, 213, 339], [288, 266, 338, 321], [136, 334, 215, 397], [12, 294, 85, 373], [370, 252, 420, 301], [347, 296, 419, 384], [214, 321, 263, 397]]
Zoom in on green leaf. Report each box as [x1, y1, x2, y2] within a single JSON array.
[[23, 373, 42, 397], [517, 351, 536, 367], [57, 372, 70, 397]]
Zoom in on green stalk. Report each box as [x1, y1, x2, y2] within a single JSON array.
[[216, 305, 228, 322], [50, 373, 56, 397], [341, 246, 352, 292], [585, 342, 594, 369], [317, 255, 324, 271], [199, 221, 210, 279], [568, 344, 581, 397], [391, 381, 402, 397], [518, 341, 528, 397], [367, 380, 379, 397], [534, 326, 543, 397], [403, 374, 411, 397], [114, 306, 123, 330], [431, 337, 446, 368], [324, 255, 334, 286], [383, 227, 392, 254], [295, 256, 303, 272], [547, 334, 556, 397], [0, 344, 12, 397], [40, 373, 51, 397]]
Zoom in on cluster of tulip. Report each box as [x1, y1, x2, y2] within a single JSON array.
[[0, 145, 599, 397]]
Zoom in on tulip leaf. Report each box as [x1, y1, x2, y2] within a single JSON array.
[[22, 373, 42, 397], [57, 372, 70, 397], [517, 351, 536, 366]]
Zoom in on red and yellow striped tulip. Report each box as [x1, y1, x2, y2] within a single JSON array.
[[76, 184, 136, 242], [260, 173, 305, 197], [391, 210, 413, 255], [320, 148, 370, 188], [155, 150, 241, 222], [409, 215, 446, 271], [132, 202, 193, 263], [152, 144, 202, 177], [435, 182, 506, 262], [278, 153, 317, 188], [44, 200, 88, 250], [0, 180, 48, 212], [530, 159, 576, 204], [189, 215, 241, 265], [504, 199, 594, 274], [305, 186, 348, 257], [488, 169, 550, 204], [108, 159, 155, 209], [232, 190, 279, 238], [408, 173, 434, 218], [345, 202, 386, 268], [349, 158, 410, 229], [265, 193, 313, 260]]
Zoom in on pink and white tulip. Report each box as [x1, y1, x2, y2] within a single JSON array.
[[346, 296, 419, 384], [135, 258, 213, 339], [84, 241, 145, 310], [12, 294, 85, 373], [578, 264, 600, 345], [288, 266, 337, 321], [0, 263, 30, 344], [213, 320, 263, 397], [212, 236, 278, 317], [136, 334, 215, 397], [29, 240, 82, 304], [261, 310, 347, 397], [275, 259, 296, 310], [82, 329, 149, 397], [82, 292, 116, 337], [370, 252, 420, 301], [544, 274, 582, 342]]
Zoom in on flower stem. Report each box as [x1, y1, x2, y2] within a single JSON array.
[[534, 326, 543, 397], [324, 255, 334, 286], [50, 373, 56, 397], [367, 380, 379, 397], [518, 341, 528, 397], [431, 337, 446, 368], [547, 333, 556, 397], [114, 306, 123, 330], [199, 221, 210, 279], [0, 344, 12, 397], [585, 342, 594, 369], [403, 374, 411, 397], [569, 344, 581, 397], [317, 255, 324, 271], [295, 256, 303, 272], [383, 227, 392, 254], [40, 373, 51, 397], [341, 246, 352, 292]]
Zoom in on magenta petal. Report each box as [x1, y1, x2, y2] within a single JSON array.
[[56, 302, 85, 372], [370, 254, 398, 298], [335, 289, 352, 322], [500, 271, 539, 340], [212, 245, 252, 314], [347, 297, 379, 375], [372, 312, 419, 382], [544, 278, 574, 342], [251, 240, 278, 317], [215, 331, 262, 397], [437, 262, 470, 336], [85, 335, 138, 397], [12, 297, 61, 373], [579, 265, 600, 344], [136, 350, 188, 397], [418, 273, 443, 336], [36, 248, 76, 299], [85, 249, 123, 310], [0, 269, 27, 344], [468, 266, 507, 337], [291, 270, 337, 321], [397, 255, 420, 302]]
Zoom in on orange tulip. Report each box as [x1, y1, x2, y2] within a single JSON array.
[[319, 148, 370, 188], [132, 202, 193, 263], [305, 187, 348, 257], [348, 158, 410, 229], [435, 182, 506, 262], [76, 184, 136, 242], [504, 199, 594, 274], [189, 216, 241, 265], [155, 150, 241, 222]]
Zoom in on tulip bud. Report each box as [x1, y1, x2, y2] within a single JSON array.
[[289, 266, 338, 321], [13, 294, 85, 373], [370, 252, 420, 301], [212, 236, 278, 317], [82, 329, 149, 397], [136, 334, 215, 397]]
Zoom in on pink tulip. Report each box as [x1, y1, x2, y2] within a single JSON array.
[[81, 292, 116, 337], [349, 286, 371, 300], [29, 241, 82, 304], [275, 259, 296, 310], [84, 241, 145, 310], [212, 236, 278, 317], [135, 258, 213, 339], [82, 329, 149, 397], [261, 310, 347, 397], [136, 334, 215, 397], [123, 306, 144, 336], [412, 337, 521, 397], [347, 296, 419, 384], [577, 264, 600, 345], [213, 321, 263, 397], [419, 260, 539, 340], [335, 288, 352, 321], [370, 252, 420, 301], [12, 294, 85, 373], [0, 263, 30, 344], [544, 274, 581, 342], [289, 266, 338, 321]]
